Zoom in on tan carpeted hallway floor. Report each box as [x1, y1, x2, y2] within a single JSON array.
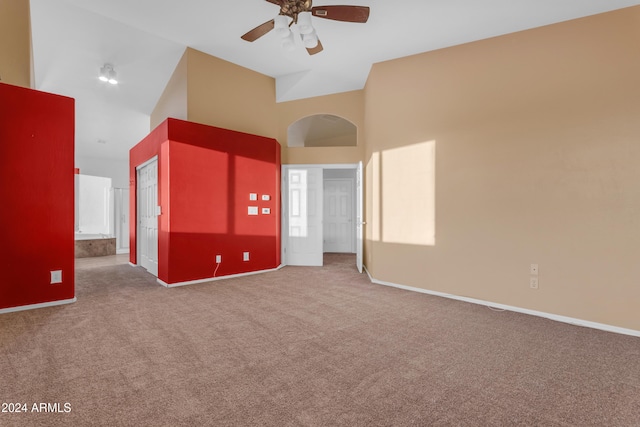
[[1, 253, 639, 426]]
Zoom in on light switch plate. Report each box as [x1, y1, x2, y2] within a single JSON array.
[[248, 206, 258, 215]]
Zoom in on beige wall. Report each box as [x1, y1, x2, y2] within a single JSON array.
[[0, 0, 31, 87], [151, 49, 188, 130], [185, 48, 277, 139], [276, 90, 365, 164], [364, 6, 640, 330]]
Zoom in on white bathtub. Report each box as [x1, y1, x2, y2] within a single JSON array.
[[75, 233, 115, 240], [74, 234, 116, 258]]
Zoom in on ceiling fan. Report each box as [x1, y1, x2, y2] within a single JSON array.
[[241, 0, 370, 55]]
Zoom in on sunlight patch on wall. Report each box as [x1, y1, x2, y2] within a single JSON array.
[[369, 152, 381, 242], [378, 140, 436, 246], [168, 144, 229, 234]]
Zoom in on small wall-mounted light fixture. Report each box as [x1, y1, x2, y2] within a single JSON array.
[[99, 64, 118, 85]]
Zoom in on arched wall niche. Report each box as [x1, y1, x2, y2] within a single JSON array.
[[287, 114, 357, 148]]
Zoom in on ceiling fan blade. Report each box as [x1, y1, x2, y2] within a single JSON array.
[[241, 19, 275, 42], [306, 39, 324, 56], [311, 5, 370, 23]]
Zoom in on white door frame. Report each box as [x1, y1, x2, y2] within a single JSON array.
[[281, 163, 363, 271]]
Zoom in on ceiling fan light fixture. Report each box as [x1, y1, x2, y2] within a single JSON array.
[[297, 11, 314, 35], [274, 14, 290, 38], [281, 32, 296, 51], [303, 31, 318, 49]]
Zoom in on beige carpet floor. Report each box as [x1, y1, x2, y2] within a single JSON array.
[[1, 254, 639, 426]]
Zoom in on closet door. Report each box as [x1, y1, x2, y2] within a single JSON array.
[[137, 157, 158, 276]]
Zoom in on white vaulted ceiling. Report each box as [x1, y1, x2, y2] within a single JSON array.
[[29, 0, 640, 160]]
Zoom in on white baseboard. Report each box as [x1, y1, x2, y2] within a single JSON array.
[[158, 265, 284, 288], [128, 262, 137, 267], [0, 297, 77, 315], [116, 249, 130, 255], [363, 266, 640, 338]]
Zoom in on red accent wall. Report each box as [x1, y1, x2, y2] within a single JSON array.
[[0, 83, 75, 310], [130, 118, 281, 284]]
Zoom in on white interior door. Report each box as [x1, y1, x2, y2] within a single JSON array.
[[356, 161, 363, 273], [137, 158, 158, 276], [323, 179, 354, 253], [286, 167, 323, 266]]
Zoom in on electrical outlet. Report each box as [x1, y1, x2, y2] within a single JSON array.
[[50, 270, 62, 284], [243, 252, 250, 261], [530, 277, 539, 289], [216, 255, 222, 263], [530, 263, 539, 275]]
